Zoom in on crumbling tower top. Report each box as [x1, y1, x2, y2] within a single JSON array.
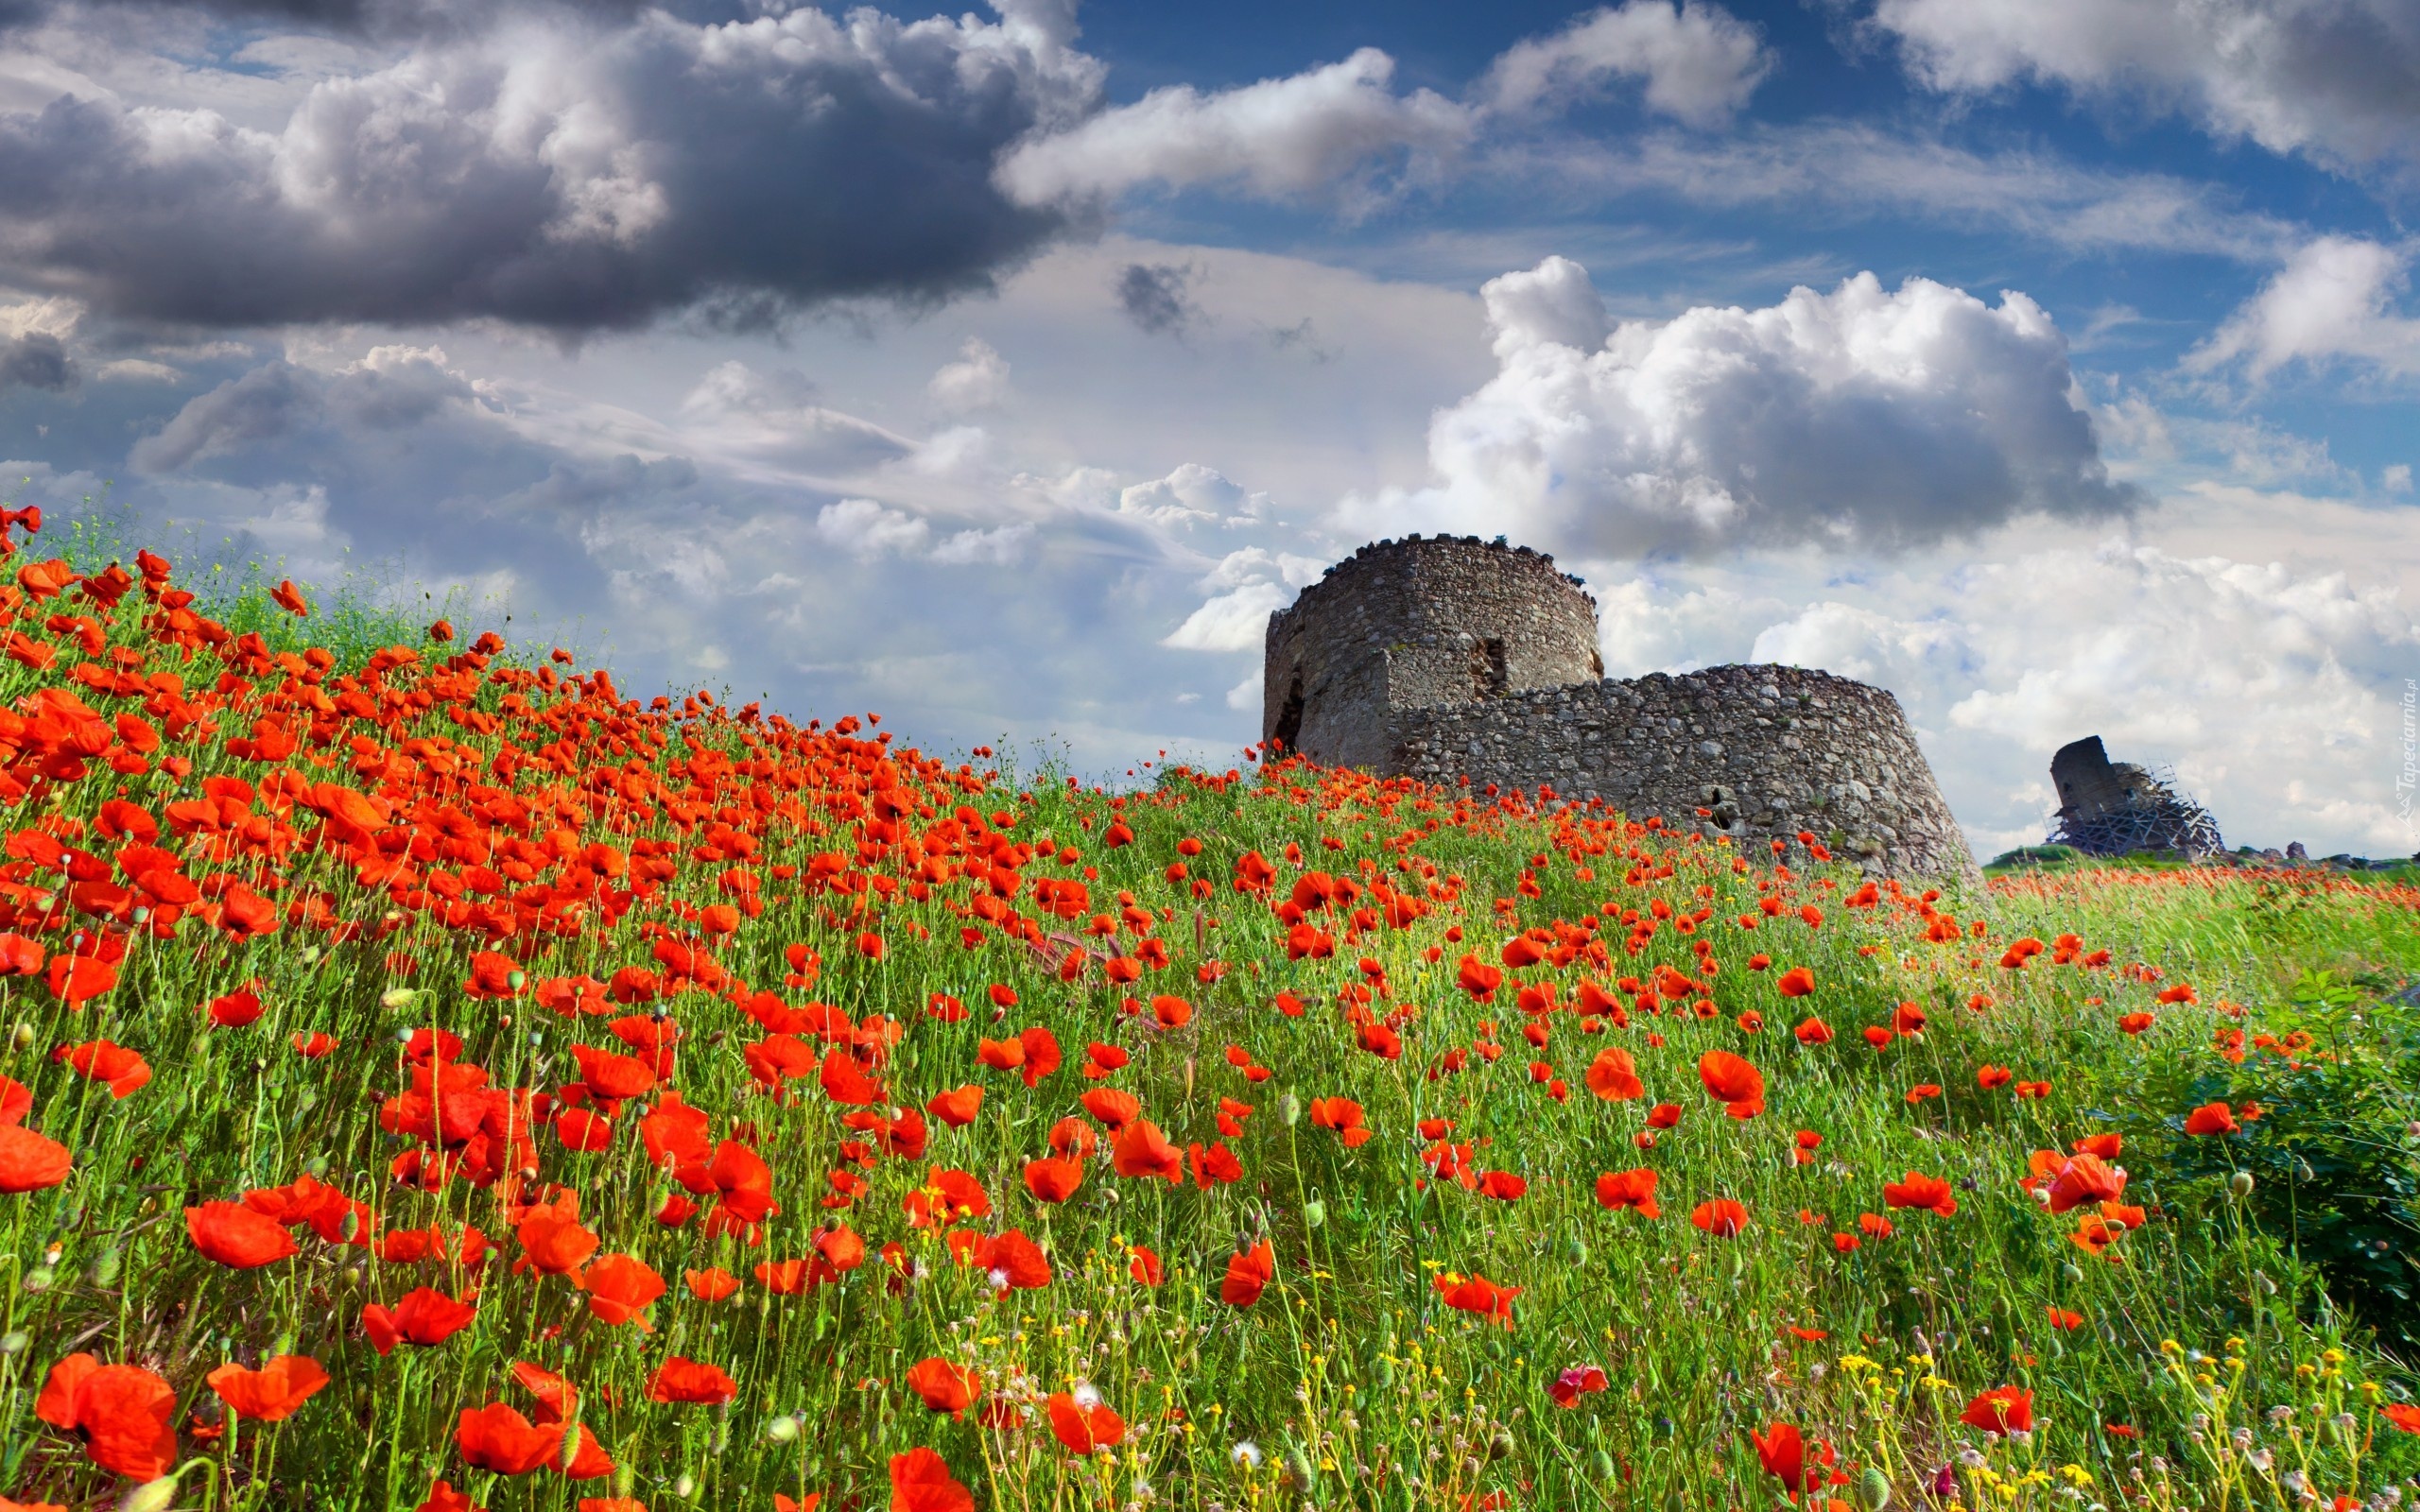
[[1262, 535, 1601, 770]]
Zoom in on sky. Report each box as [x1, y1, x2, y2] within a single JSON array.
[[0, 0, 2415, 861]]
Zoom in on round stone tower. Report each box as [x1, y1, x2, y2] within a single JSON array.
[[1263, 536, 1601, 770]]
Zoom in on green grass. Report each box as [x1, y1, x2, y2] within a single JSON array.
[[0, 534, 2414, 1512]]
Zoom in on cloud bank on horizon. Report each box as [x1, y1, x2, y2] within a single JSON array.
[[0, 0, 2415, 859]]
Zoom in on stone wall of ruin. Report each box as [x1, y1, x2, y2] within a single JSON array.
[[1263, 537, 1600, 771], [1388, 662, 1980, 885]]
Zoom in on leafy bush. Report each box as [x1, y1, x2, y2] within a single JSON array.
[[2124, 970, 2420, 1347]]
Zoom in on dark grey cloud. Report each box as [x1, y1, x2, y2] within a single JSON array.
[[130, 349, 478, 472], [0, 331, 73, 393], [0, 4, 1101, 333], [1115, 262, 1200, 336]]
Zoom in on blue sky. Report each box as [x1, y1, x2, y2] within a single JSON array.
[[0, 0, 2414, 859]]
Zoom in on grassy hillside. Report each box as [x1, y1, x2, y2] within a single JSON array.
[[0, 523, 2416, 1512]]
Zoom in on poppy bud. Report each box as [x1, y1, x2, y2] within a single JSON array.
[[87, 1245, 122, 1287], [1277, 1092, 1303, 1127], [1856, 1467, 1893, 1512], [2229, 1171, 2255, 1198], [1284, 1447, 1316, 1495], [22, 1267, 52, 1295], [0, 1330, 26, 1354], [674, 1475, 697, 1499], [122, 1474, 185, 1512], [1488, 1429, 1515, 1461], [9, 1022, 29, 1048], [1303, 1199, 1324, 1229], [379, 988, 417, 1011], [1592, 1450, 1616, 1482], [2062, 1263, 2084, 1283], [765, 1414, 802, 1444]]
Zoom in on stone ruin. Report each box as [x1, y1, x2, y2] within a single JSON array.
[[1262, 535, 1979, 884], [2044, 735, 2225, 860]]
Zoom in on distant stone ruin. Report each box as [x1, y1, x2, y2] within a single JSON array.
[[1262, 536, 1979, 884], [2044, 736, 2224, 859]]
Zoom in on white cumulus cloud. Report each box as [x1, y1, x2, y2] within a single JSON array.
[[1161, 580, 1290, 652], [1340, 256, 2135, 557], [815, 497, 931, 558], [997, 47, 1471, 206], [1871, 0, 2420, 175], [2187, 236, 2420, 380], [928, 337, 1011, 415], [1739, 539, 2420, 855], [1479, 1, 1771, 127], [997, 1, 1770, 207]]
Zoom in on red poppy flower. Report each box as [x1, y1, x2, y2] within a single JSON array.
[[1690, 1198, 1748, 1237], [414, 1478, 481, 1512], [1476, 1169, 1527, 1201], [1046, 1391, 1127, 1454], [1128, 1244, 1164, 1286], [2046, 1154, 2126, 1213], [907, 1358, 980, 1416], [1775, 967, 1815, 997], [363, 1287, 478, 1355], [206, 1355, 329, 1422], [0, 1125, 72, 1192], [1309, 1096, 1372, 1147], [648, 1358, 739, 1405], [1220, 1239, 1275, 1306], [1960, 1385, 2034, 1436], [204, 986, 265, 1028], [1016, 1027, 1063, 1087], [684, 1267, 740, 1302], [580, 1254, 666, 1329], [1549, 1366, 1609, 1407], [1696, 1051, 1763, 1115], [890, 1447, 976, 1512], [1456, 954, 1504, 1002], [1882, 1171, 1957, 1216], [1023, 1156, 1084, 1204], [1593, 1167, 1660, 1217], [187, 1201, 300, 1268], [1584, 1047, 1644, 1102], [1112, 1119, 1184, 1184], [2184, 1101, 2238, 1136], [61, 1040, 147, 1097], [1748, 1422, 1808, 1490], [925, 1086, 982, 1127], [1081, 1087, 1141, 1129], [456, 1402, 562, 1476], [517, 1207, 601, 1276], [1434, 1272, 1521, 1329], [35, 1353, 179, 1480]]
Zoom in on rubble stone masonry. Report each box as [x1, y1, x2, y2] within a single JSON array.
[[1264, 536, 1979, 885]]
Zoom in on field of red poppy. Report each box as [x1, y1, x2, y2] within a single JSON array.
[[1, 516, 2418, 1512]]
